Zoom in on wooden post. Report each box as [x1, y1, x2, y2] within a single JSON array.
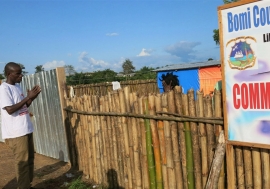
[[55, 67, 70, 162], [188, 89, 202, 189], [205, 131, 226, 189], [197, 90, 208, 188]]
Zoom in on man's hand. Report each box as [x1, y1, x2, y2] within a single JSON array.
[[27, 85, 41, 100]]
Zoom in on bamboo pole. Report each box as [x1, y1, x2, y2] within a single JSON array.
[[213, 90, 225, 189], [260, 148, 270, 189], [65, 99, 77, 167], [71, 98, 80, 169], [64, 108, 224, 125], [75, 99, 84, 171], [252, 148, 262, 188], [235, 146, 245, 189], [162, 92, 176, 189], [90, 96, 97, 182], [204, 95, 215, 169], [182, 94, 195, 189], [148, 95, 163, 189], [196, 90, 208, 188], [93, 96, 103, 183], [79, 98, 87, 173], [130, 92, 142, 189], [86, 96, 95, 182], [104, 95, 114, 187], [187, 89, 202, 189], [82, 95, 90, 177], [174, 86, 188, 189], [100, 96, 109, 184], [168, 90, 183, 189], [138, 96, 150, 189], [143, 96, 157, 189], [84, 96, 91, 178], [155, 94, 169, 189], [243, 147, 253, 189], [119, 89, 133, 189], [108, 92, 120, 188], [124, 87, 136, 188], [112, 92, 125, 188]]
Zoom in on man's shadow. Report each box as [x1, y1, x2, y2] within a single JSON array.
[[3, 160, 67, 189], [107, 169, 124, 189]]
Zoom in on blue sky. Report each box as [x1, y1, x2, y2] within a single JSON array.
[[0, 0, 223, 75]]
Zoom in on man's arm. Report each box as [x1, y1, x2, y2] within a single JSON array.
[[5, 85, 41, 115], [4, 97, 31, 115]]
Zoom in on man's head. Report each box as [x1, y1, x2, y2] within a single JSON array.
[[4, 62, 23, 84], [160, 72, 179, 92]]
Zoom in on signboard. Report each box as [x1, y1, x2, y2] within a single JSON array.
[[221, 0, 270, 146]]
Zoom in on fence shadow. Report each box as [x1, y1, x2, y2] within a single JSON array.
[[107, 169, 124, 189]]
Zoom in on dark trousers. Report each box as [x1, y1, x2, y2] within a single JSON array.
[[6, 133, 34, 189]]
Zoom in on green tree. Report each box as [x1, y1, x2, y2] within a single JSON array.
[[65, 65, 76, 76], [213, 0, 240, 45], [17, 63, 28, 75], [66, 69, 118, 85], [0, 73, 4, 80], [122, 59, 135, 75], [35, 65, 44, 73], [66, 72, 90, 85], [223, 0, 239, 3], [133, 66, 156, 80], [213, 29, 220, 45], [91, 69, 117, 83]]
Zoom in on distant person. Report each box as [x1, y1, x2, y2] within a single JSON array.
[[0, 62, 41, 189], [160, 72, 179, 92]]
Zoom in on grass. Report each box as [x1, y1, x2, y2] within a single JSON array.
[[68, 177, 91, 189], [67, 176, 108, 189]]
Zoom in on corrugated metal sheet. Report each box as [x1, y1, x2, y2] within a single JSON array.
[[0, 69, 69, 162], [153, 60, 221, 72]]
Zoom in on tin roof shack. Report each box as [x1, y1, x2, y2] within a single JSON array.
[[153, 60, 222, 97]]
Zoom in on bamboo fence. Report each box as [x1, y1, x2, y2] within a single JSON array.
[[66, 79, 159, 97], [64, 86, 270, 189]]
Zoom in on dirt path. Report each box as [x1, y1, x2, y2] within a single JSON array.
[[0, 142, 89, 189]]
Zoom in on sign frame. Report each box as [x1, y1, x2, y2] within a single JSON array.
[[217, 0, 267, 187]]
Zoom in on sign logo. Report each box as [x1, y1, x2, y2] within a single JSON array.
[[226, 36, 257, 70]]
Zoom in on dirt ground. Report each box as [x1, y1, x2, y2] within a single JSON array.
[[0, 142, 92, 189]]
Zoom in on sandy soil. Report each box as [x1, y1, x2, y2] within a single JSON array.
[[0, 142, 91, 189]]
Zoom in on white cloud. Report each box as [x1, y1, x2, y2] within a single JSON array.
[[137, 48, 152, 57], [106, 33, 119, 36], [165, 41, 201, 62], [78, 51, 110, 71], [43, 60, 65, 70]]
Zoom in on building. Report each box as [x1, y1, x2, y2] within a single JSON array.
[[153, 60, 222, 96]]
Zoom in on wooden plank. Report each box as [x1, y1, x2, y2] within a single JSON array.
[[55, 67, 70, 163], [228, 140, 270, 150]]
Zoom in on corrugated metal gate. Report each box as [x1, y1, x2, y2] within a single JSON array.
[[0, 68, 69, 162]]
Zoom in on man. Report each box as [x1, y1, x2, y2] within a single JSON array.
[[160, 72, 180, 92], [0, 62, 41, 189]]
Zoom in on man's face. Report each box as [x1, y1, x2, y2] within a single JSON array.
[[8, 66, 23, 83], [162, 80, 172, 92]]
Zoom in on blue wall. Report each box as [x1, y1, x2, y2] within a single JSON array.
[[157, 68, 199, 97]]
